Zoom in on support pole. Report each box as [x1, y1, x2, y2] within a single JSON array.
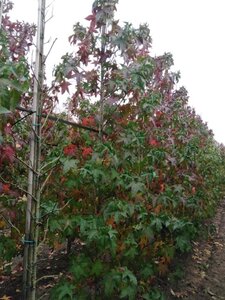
[[0, 0, 4, 28], [23, 0, 46, 299]]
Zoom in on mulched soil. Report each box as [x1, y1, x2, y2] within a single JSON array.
[[1, 200, 225, 300]]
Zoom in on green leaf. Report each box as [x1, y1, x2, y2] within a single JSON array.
[[142, 289, 165, 300], [91, 260, 104, 276], [49, 219, 62, 232], [104, 270, 121, 296], [120, 286, 136, 299], [128, 181, 145, 197], [175, 235, 191, 252], [62, 158, 78, 173], [50, 281, 74, 300], [122, 268, 137, 285], [151, 217, 163, 232], [0, 236, 17, 261], [0, 106, 11, 114], [141, 264, 155, 279], [70, 254, 91, 281], [123, 247, 138, 259]]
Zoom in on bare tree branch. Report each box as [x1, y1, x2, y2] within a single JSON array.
[[44, 37, 57, 63]]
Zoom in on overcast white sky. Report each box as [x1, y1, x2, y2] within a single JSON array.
[[10, 0, 225, 144]]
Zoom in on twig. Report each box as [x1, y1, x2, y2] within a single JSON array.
[[1, 213, 21, 235], [45, 0, 55, 24], [38, 292, 50, 300], [45, 15, 53, 24], [41, 111, 61, 146], [40, 168, 53, 193], [15, 156, 40, 176], [12, 111, 34, 127], [41, 105, 52, 130], [44, 37, 57, 63], [40, 156, 60, 171], [46, 0, 55, 10], [36, 274, 59, 284], [59, 199, 71, 211]]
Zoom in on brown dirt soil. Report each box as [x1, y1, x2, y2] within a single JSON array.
[[0, 244, 70, 300], [1, 201, 225, 300]]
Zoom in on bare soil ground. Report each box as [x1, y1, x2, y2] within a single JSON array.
[[1, 200, 225, 299]]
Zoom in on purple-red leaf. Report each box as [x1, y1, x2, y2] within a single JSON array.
[[60, 80, 71, 95], [85, 14, 95, 21], [3, 145, 15, 163]]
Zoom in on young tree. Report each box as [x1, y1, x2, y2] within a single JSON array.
[[46, 0, 225, 298]]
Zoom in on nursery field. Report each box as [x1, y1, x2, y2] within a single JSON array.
[[0, 0, 225, 299]]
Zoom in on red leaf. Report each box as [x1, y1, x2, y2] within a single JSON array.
[[60, 80, 71, 95], [82, 147, 93, 159], [156, 111, 163, 118], [159, 183, 165, 193], [63, 144, 77, 156], [82, 116, 95, 127], [4, 123, 12, 135], [149, 139, 158, 147], [85, 14, 95, 21], [8, 210, 16, 220], [2, 184, 10, 193], [78, 44, 89, 65], [191, 187, 196, 194], [3, 145, 15, 163]]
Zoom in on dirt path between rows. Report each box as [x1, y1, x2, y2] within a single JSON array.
[[166, 200, 225, 300]]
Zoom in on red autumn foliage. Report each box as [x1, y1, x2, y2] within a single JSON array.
[[149, 139, 158, 147], [0, 183, 10, 194], [4, 123, 12, 135], [60, 80, 71, 94], [85, 14, 97, 33], [82, 116, 95, 127], [155, 110, 163, 118], [63, 144, 77, 156], [82, 147, 93, 158], [2, 145, 15, 163]]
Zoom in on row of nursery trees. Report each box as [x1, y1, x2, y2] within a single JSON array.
[[0, 0, 225, 299]]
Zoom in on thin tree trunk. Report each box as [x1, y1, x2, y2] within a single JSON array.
[[23, 0, 45, 299], [99, 24, 106, 140]]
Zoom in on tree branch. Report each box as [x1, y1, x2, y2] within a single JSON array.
[[16, 105, 107, 135], [15, 155, 40, 176], [1, 213, 21, 235], [36, 274, 59, 284], [44, 37, 57, 63]]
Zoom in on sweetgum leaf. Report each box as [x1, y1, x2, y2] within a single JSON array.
[[128, 181, 145, 197], [50, 281, 74, 300], [0, 106, 10, 114], [91, 260, 104, 276], [3, 145, 15, 163], [120, 286, 137, 300], [60, 80, 71, 94]]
